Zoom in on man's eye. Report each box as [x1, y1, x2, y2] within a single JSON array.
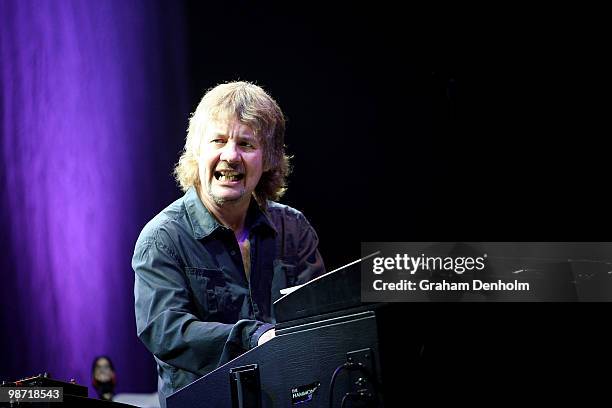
[[211, 139, 225, 144], [240, 142, 255, 148]]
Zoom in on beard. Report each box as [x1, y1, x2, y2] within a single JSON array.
[[206, 181, 246, 205]]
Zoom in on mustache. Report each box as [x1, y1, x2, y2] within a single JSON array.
[[215, 163, 243, 173]]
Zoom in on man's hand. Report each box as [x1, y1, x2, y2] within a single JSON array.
[[257, 328, 275, 346]]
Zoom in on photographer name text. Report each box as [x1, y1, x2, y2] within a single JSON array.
[[373, 279, 530, 291]]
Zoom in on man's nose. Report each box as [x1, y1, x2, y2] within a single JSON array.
[[219, 141, 240, 163]]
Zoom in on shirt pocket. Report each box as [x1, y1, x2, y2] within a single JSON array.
[[185, 266, 247, 323]]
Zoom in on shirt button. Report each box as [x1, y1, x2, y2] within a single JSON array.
[[230, 250, 236, 256]]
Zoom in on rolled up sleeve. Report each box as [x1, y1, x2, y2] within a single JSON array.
[[294, 214, 326, 284]]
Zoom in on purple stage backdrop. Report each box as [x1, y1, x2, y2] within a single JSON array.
[[0, 0, 188, 396]]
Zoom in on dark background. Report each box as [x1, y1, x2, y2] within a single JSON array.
[[1, 0, 610, 402], [184, 2, 611, 261]]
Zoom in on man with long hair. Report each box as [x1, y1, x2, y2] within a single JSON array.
[[133, 81, 325, 405]]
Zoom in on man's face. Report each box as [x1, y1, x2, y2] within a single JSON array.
[[197, 117, 264, 208]]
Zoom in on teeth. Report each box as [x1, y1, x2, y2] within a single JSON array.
[[219, 174, 240, 182], [215, 170, 242, 182]]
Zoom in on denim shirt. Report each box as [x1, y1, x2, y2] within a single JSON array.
[[132, 187, 325, 402]]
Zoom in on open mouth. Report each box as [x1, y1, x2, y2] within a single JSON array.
[[214, 170, 244, 182]]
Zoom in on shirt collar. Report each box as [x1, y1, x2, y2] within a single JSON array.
[[184, 186, 277, 240]]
